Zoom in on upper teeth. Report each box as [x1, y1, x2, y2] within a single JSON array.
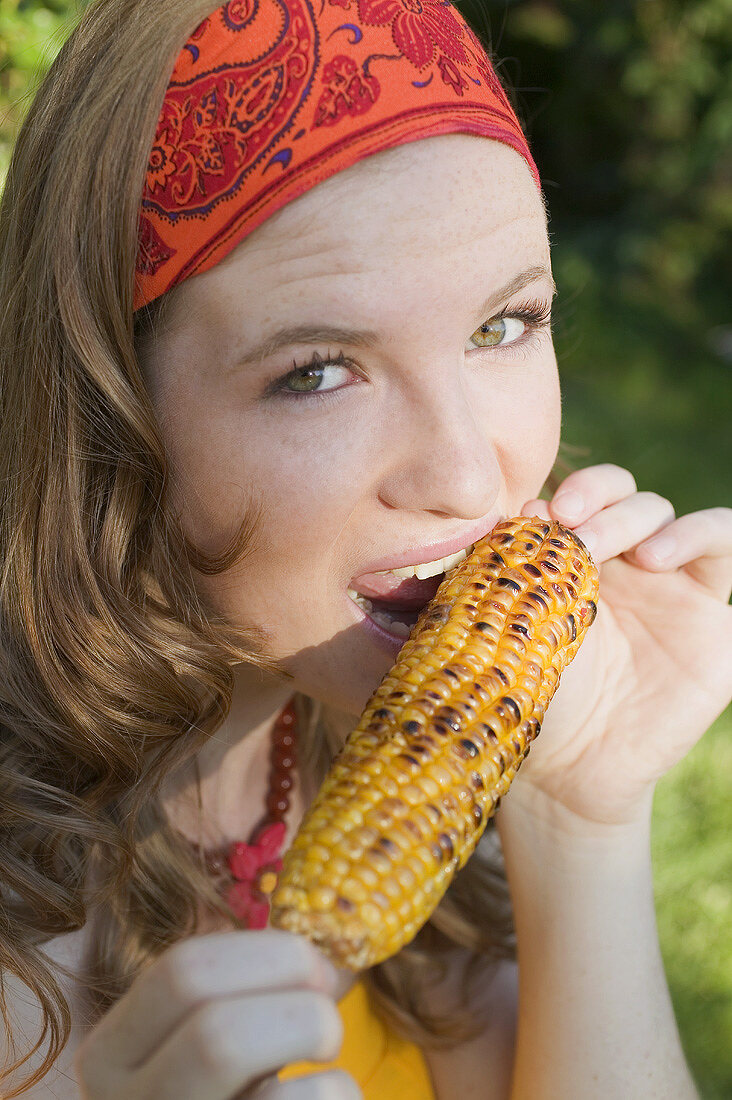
[[370, 544, 474, 583]]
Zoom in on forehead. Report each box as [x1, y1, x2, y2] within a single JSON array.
[[165, 135, 549, 334]]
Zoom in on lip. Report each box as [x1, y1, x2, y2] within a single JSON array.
[[345, 591, 410, 658], [350, 512, 504, 584]]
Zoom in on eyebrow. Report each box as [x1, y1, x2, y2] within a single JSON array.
[[231, 265, 557, 369]]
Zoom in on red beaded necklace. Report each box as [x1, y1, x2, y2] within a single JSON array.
[[197, 697, 297, 929]]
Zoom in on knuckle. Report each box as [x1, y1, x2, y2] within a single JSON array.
[[72, 1040, 116, 1098], [189, 999, 239, 1073], [291, 936, 331, 985], [707, 505, 732, 528], [639, 490, 674, 515], [266, 930, 327, 986], [158, 940, 207, 1004], [305, 991, 343, 1059], [599, 462, 636, 488]]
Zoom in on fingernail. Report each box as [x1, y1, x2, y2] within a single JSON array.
[[642, 533, 675, 562], [577, 529, 598, 557], [553, 490, 584, 519]]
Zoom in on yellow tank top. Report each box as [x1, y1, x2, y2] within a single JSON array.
[[278, 977, 436, 1098]]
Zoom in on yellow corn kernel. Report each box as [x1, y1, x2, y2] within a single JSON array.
[[270, 517, 599, 969]]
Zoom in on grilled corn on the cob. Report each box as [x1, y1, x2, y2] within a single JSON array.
[[270, 517, 600, 969]]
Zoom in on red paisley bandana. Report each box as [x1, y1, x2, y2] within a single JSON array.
[[134, 0, 541, 312]]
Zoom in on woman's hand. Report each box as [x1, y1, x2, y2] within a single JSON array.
[[74, 930, 360, 1100], [508, 463, 732, 828]]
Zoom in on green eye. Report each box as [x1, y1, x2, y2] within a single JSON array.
[[471, 316, 524, 348], [286, 367, 324, 393]]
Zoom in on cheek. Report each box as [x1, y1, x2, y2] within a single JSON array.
[[493, 358, 561, 496], [160, 395, 366, 585]]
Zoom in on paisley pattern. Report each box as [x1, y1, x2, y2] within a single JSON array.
[[134, 0, 540, 310]]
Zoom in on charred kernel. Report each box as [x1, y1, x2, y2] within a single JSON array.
[[548, 538, 564, 548], [500, 696, 522, 723], [366, 847, 393, 873], [441, 794, 460, 815], [438, 833, 455, 858], [336, 897, 356, 913], [270, 517, 599, 970], [401, 817, 424, 840], [541, 560, 561, 574], [397, 753, 421, 768], [434, 707, 463, 731]]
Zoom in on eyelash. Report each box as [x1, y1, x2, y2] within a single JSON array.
[[267, 296, 553, 406]]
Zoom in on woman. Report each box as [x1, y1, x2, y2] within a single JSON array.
[[1, 0, 730, 1096]]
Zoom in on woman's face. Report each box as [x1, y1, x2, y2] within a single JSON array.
[[143, 134, 560, 717]]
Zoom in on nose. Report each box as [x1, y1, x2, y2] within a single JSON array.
[[376, 367, 502, 520]]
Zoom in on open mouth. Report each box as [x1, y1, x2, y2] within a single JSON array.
[[346, 580, 444, 637], [347, 544, 475, 638]]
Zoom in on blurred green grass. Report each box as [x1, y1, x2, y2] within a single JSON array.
[[652, 705, 732, 1100], [2, 1, 731, 1096], [552, 233, 732, 1100], [553, 240, 732, 516]]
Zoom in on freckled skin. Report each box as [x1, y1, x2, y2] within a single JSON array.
[[142, 135, 560, 834]]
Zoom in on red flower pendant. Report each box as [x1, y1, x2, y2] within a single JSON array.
[[225, 821, 287, 929]]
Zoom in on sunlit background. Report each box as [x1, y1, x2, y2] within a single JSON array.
[[1, 1, 730, 1095]]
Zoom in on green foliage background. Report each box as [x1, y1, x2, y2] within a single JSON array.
[[1, 1, 731, 1096]]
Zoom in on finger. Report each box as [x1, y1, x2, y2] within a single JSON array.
[[519, 498, 552, 522], [136, 989, 343, 1100], [570, 491, 676, 563], [247, 1068, 363, 1100], [632, 507, 732, 602], [78, 931, 338, 1078], [547, 463, 637, 525]]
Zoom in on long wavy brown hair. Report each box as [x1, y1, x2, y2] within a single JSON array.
[[0, 0, 575, 1093]]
